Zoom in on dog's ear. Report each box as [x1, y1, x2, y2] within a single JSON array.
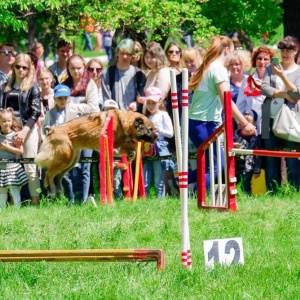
[[134, 117, 144, 128]]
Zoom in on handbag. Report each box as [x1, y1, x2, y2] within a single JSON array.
[[272, 104, 300, 142], [142, 141, 158, 157]]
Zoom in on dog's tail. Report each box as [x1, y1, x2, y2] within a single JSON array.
[[35, 138, 55, 169]]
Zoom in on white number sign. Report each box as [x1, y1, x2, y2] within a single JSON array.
[[203, 237, 244, 269]]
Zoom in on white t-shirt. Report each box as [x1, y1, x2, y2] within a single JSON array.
[[189, 60, 228, 122]]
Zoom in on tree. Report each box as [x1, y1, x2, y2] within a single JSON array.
[[0, 0, 286, 52], [282, 0, 300, 42], [0, 0, 216, 50], [201, 0, 283, 49]]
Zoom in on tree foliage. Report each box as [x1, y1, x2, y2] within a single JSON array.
[[201, 0, 283, 41], [0, 0, 216, 49], [0, 0, 284, 50]]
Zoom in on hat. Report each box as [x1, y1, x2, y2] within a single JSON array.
[[145, 86, 162, 102], [243, 109, 258, 122], [54, 84, 70, 98], [103, 99, 119, 110]]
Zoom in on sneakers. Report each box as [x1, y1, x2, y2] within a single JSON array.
[[87, 195, 98, 207]]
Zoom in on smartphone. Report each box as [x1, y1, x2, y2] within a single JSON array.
[[272, 57, 279, 66]]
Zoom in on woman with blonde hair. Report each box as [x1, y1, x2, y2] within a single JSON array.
[[188, 36, 256, 188], [0, 53, 41, 204], [226, 49, 252, 103], [131, 41, 146, 72], [86, 58, 104, 110]]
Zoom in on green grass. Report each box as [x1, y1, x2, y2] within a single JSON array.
[[1, 192, 300, 299]]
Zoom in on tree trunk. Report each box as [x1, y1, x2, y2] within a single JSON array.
[[282, 0, 300, 41], [27, 14, 37, 50]]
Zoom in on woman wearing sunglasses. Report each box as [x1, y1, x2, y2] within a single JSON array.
[[131, 41, 146, 72], [0, 53, 41, 205], [165, 42, 184, 74], [86, 58, 104, 110], [61, 54, 99, 204]]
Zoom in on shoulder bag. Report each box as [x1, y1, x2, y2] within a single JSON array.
[[272, 103, 300, 142]]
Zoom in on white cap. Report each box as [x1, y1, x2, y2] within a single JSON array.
[[103, 99, 119, 110]]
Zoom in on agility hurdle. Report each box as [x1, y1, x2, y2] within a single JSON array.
[[0, 249, 165, 270], [99, 112, 146, 204], [197, 90, 300, 211]]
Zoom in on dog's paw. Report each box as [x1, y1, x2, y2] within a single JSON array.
[[127, 150, 136, 162]]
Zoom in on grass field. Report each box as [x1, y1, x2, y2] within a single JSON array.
[[0, 191, 300, 299]]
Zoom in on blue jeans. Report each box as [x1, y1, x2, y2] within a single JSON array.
[[188, 119, 224, 188], [144, 159, 169, 198], [262, 119, 300, 192], [83, 32, 93, 51], [65, 149, 92, 203], [104, 46, 113, 62]]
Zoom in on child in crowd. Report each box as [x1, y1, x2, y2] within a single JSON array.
[[143, 86, 174, 198], [42, 84, 80, 202], [0, 108, 28, 208], [234, 109, 261, 195]]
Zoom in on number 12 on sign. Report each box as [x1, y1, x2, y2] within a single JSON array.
[[203, 238, 244, 269]]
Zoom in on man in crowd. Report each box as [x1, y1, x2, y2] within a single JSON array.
[[0, 43, 17, 86], [49, 39, 73, 84], [102, 38, 146, 198], [102, 38, 146, 112]]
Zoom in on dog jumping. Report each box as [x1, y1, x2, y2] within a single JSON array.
[[35, 109, 158, 198]]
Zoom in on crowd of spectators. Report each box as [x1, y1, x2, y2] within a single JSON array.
[[0, 32, 299, 208]]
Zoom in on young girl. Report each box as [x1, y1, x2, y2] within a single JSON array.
[[188, 35, 256, 188], [0, 53, 41, 205], [0, 108, 28, 208], [143, 86, 174, 198], [61, 54, 99, 203]]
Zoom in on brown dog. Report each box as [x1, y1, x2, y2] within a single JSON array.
[[35, 109, 157, 198]]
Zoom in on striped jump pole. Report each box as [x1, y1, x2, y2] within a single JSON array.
[[170, 69, 192, 269], [0, 249, 165, 270]]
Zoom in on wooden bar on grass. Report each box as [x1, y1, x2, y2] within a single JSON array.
[[0, 249, 165, 270]]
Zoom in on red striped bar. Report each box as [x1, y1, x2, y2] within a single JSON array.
[[182, 89, 189, 107], [178, 171, 188, 188], [187, 249, 192, 266], [233, 148, 300, 158], [171, 92, 179, 109], [0, 249, 165, 270], [181, 252, 188, 263]]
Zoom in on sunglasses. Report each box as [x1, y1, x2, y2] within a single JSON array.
[[87, 67, 102, 73], [15, 65, 29, 71], [168, 50, 181, 55], [1, 50, 18, 57]]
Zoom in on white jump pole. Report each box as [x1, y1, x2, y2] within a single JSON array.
[[181, 68, 192, 268], [170, 69, 192, 268]]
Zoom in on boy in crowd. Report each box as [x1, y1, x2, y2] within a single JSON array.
[[49, 40, 73, 84], [42, 84, 80, 202]]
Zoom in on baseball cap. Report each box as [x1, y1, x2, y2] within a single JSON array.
[[103, 99, 119, 110], [54, 84, 70, 98], [243, 109, 258, 122], [145, 86, 162, 102]]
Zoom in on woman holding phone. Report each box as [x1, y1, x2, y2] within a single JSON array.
[[261, 36, 300, 192]]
